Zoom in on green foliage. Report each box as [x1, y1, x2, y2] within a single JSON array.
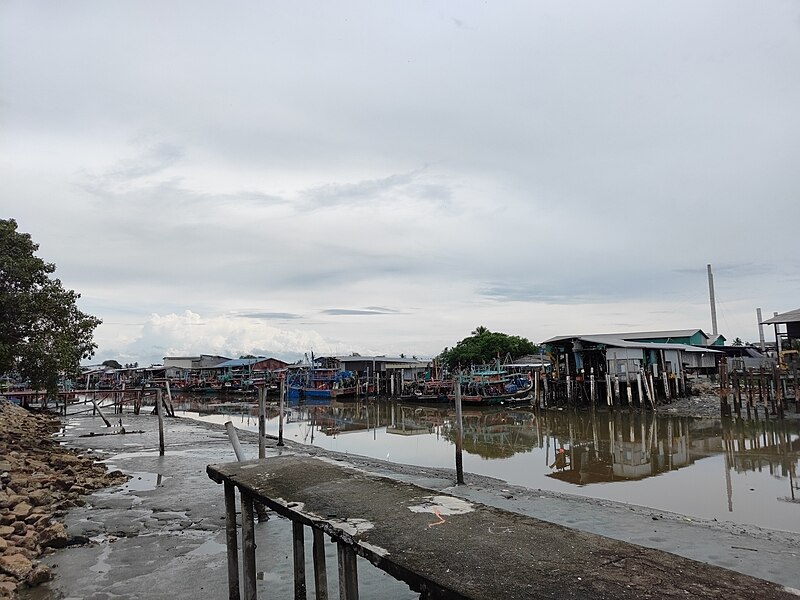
[[439, 326, 538, 369], [102, 359, 122, 369], [732, 337, 743, 347], [0, 219, 101, 395]]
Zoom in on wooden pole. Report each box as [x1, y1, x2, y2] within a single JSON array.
[[156, 389, 165, 456], [224, 481, 241, 600], [258, 386, 266, 459], [454, 371, 464, 485], [337, 543, 359, 600], [293, 522, 307, 599], [89, 394, 112, 427], [241, 491, 257, 600], [225, 421, 246, 461], [636, 371, 645, 410], [165, 379, 174, 416], [312, 529, 329, 600], [278, 379, 285, 447]]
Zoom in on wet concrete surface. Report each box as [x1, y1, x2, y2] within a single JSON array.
[[23, 412, 800, 599]]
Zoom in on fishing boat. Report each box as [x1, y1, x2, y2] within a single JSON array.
[[399, 379, 453, 403], [287, 358, 358, 401], [452, 364, 533, 406]]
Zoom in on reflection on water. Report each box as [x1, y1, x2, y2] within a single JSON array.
[[174, 395, 800, 533]]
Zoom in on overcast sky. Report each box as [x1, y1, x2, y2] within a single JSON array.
[[2, 1, 799, 366]]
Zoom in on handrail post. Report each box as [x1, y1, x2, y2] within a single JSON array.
[[225, 481, 241, 600], [241, 491, 257, 600]]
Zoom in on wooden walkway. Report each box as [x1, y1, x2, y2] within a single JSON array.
[[207, 455, 797, 600]]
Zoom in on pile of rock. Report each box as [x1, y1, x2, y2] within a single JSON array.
[[0, 398, 128, 599]]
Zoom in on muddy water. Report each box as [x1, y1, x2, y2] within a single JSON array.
[[175, 398, 800, 534]]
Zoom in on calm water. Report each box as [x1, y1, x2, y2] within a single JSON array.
[[174, 396, 800, 534]]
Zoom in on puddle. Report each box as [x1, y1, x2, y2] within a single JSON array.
[[122, 472, 168, 492], [186, 538, 227, 557]]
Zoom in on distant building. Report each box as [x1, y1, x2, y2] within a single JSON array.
[[544, 330, 722, 379], [761, 308, 800, 348], [163, 355, 231, 369]]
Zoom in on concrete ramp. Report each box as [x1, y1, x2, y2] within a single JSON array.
[[208, 455, 797, 599]]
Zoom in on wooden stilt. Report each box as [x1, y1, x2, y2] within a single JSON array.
[[312, 529, 329, 600], [156, 389, 165, 456], [278, 379, 285, 447], [241, 491, 257, 600], [293, 522, 307, 600], [337, 542, 359, 600], [224, 481, 241, 600], [454, 371, 464, 485], [258, 386, 266, 460]]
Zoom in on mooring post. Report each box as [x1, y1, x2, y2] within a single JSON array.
[[165, 379, 174, 416], [258, 386, 266, 459], [293, 522, 307, 599], [312, 528, 329, 600], [454, 370, 464, 485], [241, 491, 257, 600], [590, 368, 596, 405], [224, 481, 241, 600], [225, 421, 246, 461], [156, 389, 165, 456], [636, 371, 645, 410], [278, 379, 285, 447], [337, 542, 359, 600]]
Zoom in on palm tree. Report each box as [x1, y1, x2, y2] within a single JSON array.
[[471, 325, 490, 336]]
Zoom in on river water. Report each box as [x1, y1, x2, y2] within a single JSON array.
[[174, 396, 800, 534]]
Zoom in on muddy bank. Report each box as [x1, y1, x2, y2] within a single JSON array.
[[655, 378, 800, 419], [0, 400, 128, 599], [13, 409, 800, 598]]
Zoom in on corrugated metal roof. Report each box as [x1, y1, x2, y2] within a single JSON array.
[[762, 308, 800, 324], [215, 358, 263, 368], [545, 329, 709, 345], [547, 335, 720, 354]]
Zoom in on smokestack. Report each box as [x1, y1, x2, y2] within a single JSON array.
[[756, 307, 766, 351], [707, 264, 718, 337]]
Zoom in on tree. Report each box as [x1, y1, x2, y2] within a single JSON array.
[[439, 326, 538, 369], [102, 359, 122, 369], [732, 337, 743, 347], [0, 219, 101, 395]]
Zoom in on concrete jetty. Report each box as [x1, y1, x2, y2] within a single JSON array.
[[208, 455, 798, 599]]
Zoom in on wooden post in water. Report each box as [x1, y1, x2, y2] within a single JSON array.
[[719, 359, 730, 417], [312, 529, 329, 600], [636, 370, 645, 410], [605, 373, 612, 407], [590, 368, 596, 406], [165, 380, 174, 416], [454, 371, 464, 485], [534, 373, 540, 408], [278, 379, 285, 447], [224, 481, 241, 600], [293, 522, 307, 599], [258, 386, 266, 459], [156, 389, 165, 456], [542, 373, 550, 408], [241, 491, 257, 600], [774, 364, 784, 419]]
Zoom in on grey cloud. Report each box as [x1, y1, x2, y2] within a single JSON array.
[[239, 312, 302, 320], [322, 308, 397, 316]]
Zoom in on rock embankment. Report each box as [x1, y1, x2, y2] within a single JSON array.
[[0, 399, 128, 599]]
